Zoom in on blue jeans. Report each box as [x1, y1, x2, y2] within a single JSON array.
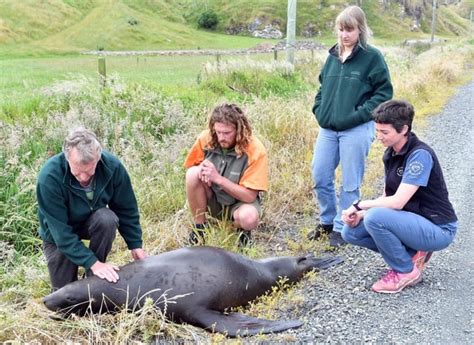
[[342, 208, 457, 273], [311, 121, 375, 232]]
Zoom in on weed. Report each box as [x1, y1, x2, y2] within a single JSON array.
[[0, 42, 472, 342], [200, 58, 310, 99]]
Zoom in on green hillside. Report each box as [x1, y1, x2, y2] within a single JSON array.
[[0, 0, 472, 56]]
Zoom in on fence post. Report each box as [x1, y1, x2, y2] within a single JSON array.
[[216, 53, 221, 71], [273, 48, 278, 61], [98, 57, 106, 87], [286, 0, 297, 64], [430, 0, 437, 43]]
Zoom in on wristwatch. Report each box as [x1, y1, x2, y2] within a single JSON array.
[[352, 200, 362, 211]]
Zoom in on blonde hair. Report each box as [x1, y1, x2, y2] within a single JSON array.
[[335, 5, 372, 56]]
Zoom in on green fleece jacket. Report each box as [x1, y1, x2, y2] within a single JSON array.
[[312, 43, 393, 131], [37, 150, 143, 270]]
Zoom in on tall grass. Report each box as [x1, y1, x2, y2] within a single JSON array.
[[0, 78, 196, 254], [0, 42, 473, 342], [200, 58, 310, 99]]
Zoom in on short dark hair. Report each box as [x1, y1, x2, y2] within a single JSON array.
[[372, 99, 414, 135]]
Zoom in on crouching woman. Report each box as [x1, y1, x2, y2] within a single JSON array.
[[341, 100, 458, 294]]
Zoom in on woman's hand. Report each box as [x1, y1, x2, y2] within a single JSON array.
[[342, 208, 365, 228]]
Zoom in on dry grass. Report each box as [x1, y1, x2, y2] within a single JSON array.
[[1, 42, 473, 342], [249, 95, 319, 228]]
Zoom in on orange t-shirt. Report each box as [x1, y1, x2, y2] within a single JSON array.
[[184, 130, 268, 192]]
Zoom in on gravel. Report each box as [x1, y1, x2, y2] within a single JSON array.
[[266, 79, 474, 343]]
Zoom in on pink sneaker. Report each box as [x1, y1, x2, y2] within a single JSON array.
[[372, 266, 422, 294], [412, 251, 433, 272]]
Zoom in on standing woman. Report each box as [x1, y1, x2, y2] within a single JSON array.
[[309, 5, 393, 247]]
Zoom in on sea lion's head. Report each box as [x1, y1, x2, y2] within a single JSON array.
[[44, 280, 98, 316]]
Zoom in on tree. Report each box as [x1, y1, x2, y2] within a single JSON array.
[[198, 9, 219, 30]]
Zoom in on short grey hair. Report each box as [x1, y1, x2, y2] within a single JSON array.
[[63, 127, 102, 163]]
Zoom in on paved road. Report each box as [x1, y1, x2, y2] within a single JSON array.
[[270, 78, 474, 343], [420, 78, 474, 342]]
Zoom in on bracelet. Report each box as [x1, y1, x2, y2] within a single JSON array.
[[353, 200, 362, 211]]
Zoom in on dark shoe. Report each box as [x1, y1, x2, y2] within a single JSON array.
[[308, 223, 333, 241], [189, 228, 205, 245], [238, 230, 252, 247], [329, 231, 346, 248]]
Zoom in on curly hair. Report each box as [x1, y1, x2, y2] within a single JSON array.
[[208, 103, 252, 157]]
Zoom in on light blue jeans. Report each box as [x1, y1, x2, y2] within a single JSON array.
[[311, 121, 375, 232], [342, 208, 457, 273]]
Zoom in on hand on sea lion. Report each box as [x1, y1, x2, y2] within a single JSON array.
[[131, 248, 148, 261], [90, 261, 120, 283]]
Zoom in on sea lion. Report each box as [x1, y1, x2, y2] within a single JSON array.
[[44, 246, 343, 337]]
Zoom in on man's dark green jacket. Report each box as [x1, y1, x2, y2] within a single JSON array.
[[312, 44, 393, 131], [37, 150, 143, 270]]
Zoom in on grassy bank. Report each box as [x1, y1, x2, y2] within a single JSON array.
[[0, 40, 473, 341], [1, 0, 470, 56], [0, 52, 283, 122]]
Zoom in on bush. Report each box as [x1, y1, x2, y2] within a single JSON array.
[[199, 59, 310, 100], [0, 78, 197, 255], [197, 9, 219, 30]]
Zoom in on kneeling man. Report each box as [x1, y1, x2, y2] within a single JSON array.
[[184, 103, 268, 245]]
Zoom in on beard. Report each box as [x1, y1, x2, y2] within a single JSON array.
[[219, 140, 235, 149]]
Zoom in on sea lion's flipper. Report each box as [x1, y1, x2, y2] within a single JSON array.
[[191, 308, 303, 337], [309, 255, 344, 270]]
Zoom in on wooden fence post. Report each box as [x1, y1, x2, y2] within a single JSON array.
[[273, 48, 278, 61], [216, 53, 221, 71], [98, 57, 106, 87]]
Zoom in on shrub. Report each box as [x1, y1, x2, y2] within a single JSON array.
[[200, 59, 310, 100], [0, 77, 197, 255], [197, 9, 219, 30]]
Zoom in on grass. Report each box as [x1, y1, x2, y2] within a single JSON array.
[[0, 3, 473, 340], [0, 0, 277, 55], [0, 52, 277, 121], [1, 0, 470, 57], [0, 30, 473, 343]]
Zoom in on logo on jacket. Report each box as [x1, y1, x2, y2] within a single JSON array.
[[407, 161, 424, 176], [397, 167, 404, 176]]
